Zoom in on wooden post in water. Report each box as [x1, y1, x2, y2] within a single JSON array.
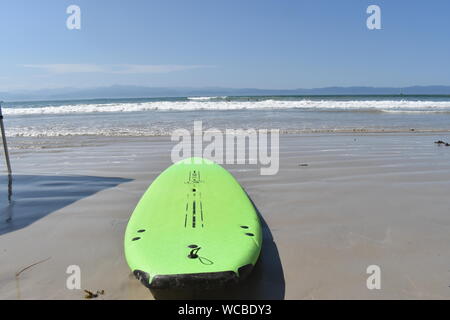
[[0, 101, 12, 201]]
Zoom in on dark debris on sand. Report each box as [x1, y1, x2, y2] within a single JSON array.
[[434, 140, 450, 146], [84, 289, 105, 299]]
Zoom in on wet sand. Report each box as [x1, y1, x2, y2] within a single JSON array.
[[1, 133, 450, 299]]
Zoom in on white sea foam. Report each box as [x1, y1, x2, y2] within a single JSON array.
[[4, 99, 450, 116], [187, 96, 227, 101], [7, 126, 450, 138], [7, 127, 165, 137]]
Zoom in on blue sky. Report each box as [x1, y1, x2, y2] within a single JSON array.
[[1, 0, 449, 91]]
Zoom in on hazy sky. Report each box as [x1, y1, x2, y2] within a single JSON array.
[[1, 0, 449, 91]]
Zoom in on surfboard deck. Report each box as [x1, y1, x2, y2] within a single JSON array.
[[124, 157, 262, 289]]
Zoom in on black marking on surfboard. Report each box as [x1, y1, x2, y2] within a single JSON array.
[[192, 170, 198, 183], [132, 237, 141, 241], [198, 192, 204, 228], [185, 170, 204, 184], [184, 198, 189, 228], [185, 174, 205, 228], [188, 247, 201, 259], [200, 201, 204, 228], [192, 200, 196, 228]]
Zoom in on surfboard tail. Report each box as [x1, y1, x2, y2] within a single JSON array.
[[134, 264, 253, 290]]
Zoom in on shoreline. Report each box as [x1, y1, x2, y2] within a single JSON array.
[[6, 128, 450, 140], [7, 130, 450, 154]]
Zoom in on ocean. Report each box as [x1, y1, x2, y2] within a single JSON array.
[[2, 95, 450, 137]]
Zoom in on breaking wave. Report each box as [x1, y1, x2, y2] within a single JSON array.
[[4, 99, 450, 116]]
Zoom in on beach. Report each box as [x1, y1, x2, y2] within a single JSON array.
[[1, 132, 450, 299], [2, 0, 450, 305]]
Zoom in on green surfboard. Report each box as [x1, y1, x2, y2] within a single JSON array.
[[124, 157, 262, 289]]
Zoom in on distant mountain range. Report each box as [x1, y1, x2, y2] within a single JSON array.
[[1, 85, 450, 101]]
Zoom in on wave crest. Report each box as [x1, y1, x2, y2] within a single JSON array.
[[4, 99, 450, 116]]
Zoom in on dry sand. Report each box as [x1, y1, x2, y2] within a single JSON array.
[[1, 133, 450, 299]]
